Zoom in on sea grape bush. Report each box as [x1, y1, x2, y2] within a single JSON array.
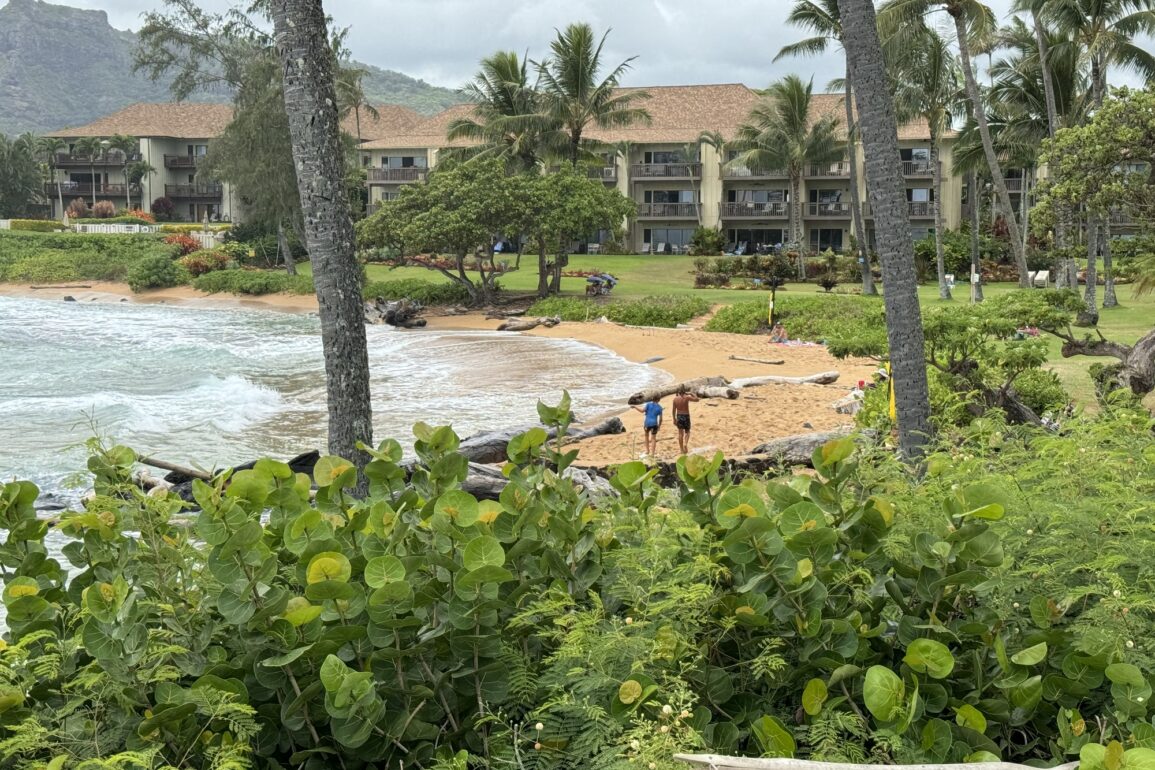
[[0, 404, 1153, 769]]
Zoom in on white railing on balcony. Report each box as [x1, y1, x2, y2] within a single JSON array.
[[723, 166, 787, 178], [631, 163, 702, 179], [720, 202, 788, 218], [807, 163, 850, 177], [807, 202, 851, 216], [902, 161, 934, 176], [367, 167, 428, 183], [907, 201, 935, 218], [636, 202, 700, 218]]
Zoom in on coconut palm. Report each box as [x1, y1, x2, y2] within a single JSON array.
[[891, 27, 963, 299], [35, 136, 66, 218], [880, 0, 1031, 287], [107, 134, 139, 211], [125, 160, 157, 210], [775, 0, 876, 294], [534, 23, 651, 166], [73, 136, 106, 207], [727, 75, 842, 278], [335, 64, 380, 149], [836, 0, 933, 460], [445, 51, 555, 173]]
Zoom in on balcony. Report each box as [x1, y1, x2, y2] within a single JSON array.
[[720, 201, 788, 219], [50, 182, 135, 198], [807, 163, 850, 178], [723, 166, 787, 179], [1004, 177, 1025, 193], [165, 183, 223, 200], [164, 154, 206, 169], [902, 161, 934, 177], [54, 151, 140, 167], [807, 202, 851, 217], [587, 166, 617, 182], [367, 167, 428, 183], [907, 201, 935, 218], [636, 202, 700, 219], [630, 162, 701, 180]]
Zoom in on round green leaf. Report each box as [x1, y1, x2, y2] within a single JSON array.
[[463, 536, 504, 570], [306, 551, 351, 584], [802, 678, 828, 716], [1106, 663, 1146, 686], [435, 490, 479, 526], [618, 679, 643, 705], [716, 486, 766, 526], [313, 456, 355, 488], [955, 703, 987, 733], [904, 638, 956, 679], [1010, 642, 1048, 666], [863, 665, 905, 722], [364, 556, 405, 589]]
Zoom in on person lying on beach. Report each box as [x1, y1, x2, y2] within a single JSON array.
[[632, 394, 663, 458], [769, 323, 788, 343], [671, 385, 700, 455]]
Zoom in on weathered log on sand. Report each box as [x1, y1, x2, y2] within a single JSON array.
[[627, 376, 733, 405], [674, 756, 1079, 770], [497, 316, 561, 332], [728, 355, 785, 365], [748, 427, 856, 463], [485, 309, 526, 319], [730, 371, 839, 388], [460, 462, 617, 500], [458, 417, 625, 464], [364, 297, 427, 328], [31, 284, 93, 290]]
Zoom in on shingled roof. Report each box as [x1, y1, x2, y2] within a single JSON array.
[[46, 103, 235, 139], [344, 104, 424, 141]]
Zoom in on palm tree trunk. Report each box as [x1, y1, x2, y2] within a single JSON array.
[[277, 221, 297, 275], [951, 9, 1029, 288], [837, 0, 932, 461], [537, 238, 550, 298], [1033, 12, 1059, 140], [931, 128, 950, 300], [1103, 218, 1117, 308], [272, 0, 373, 470], [1084, 216, 1098, 313], [90, 160, 97, 207], [969, 171, 983, 302], [844, 68, 875, 296], [790, 173, 804, 279]]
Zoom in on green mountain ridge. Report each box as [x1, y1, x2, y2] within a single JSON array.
[[0, 0, 462, 137]]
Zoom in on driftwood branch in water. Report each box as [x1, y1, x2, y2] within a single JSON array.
[[137, 455, 214, 482], [674, 756, 1079, 770], [497, 316, 560, 332], [730, 371, 839, 388], [728, 355, 785, 365], [627, 376, 734, 405], [457, 417, 625, 464]]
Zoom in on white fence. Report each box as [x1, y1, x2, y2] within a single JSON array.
[[0, 220, 10, 230], [74, 223, 159, 235]]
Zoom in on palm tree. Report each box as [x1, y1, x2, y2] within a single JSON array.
[[880, 0, 1032, 287], [727, 75, 842, 278], [73, 136, 105, 207], [1048, 0, 1155, 308], [836, 0, 933, 461], [271, 0, 373, 471], [775, 0, 876, 295], [445, 51, 554, 172], [1012, 0, 1062, 140], [125, 160, 157, 210], [891, 27, 963, 299], [335, 64, 380, 148], [35, 136, 66, 218], [534, 23, 651, 166], [107, 134, 139, 211], [0, 134, 44, 218]]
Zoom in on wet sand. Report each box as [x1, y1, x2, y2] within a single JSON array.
[[2, 282, 877, 464]]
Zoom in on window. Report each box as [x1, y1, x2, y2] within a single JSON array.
[[377, 192, 401, 202], [644, 150, 696, 164], [727, 189, 787, 203], [907, 188, 933, 202], [382, 155, 427, 169], [643, 227, 696, 251], [808, 228, 844, 251], [187, 144, 208, 157], [361, 154, 371, 168], [644, 190, 695, 203], [809, 189, 844, 203], [901, 148, 930, 162], [727, 228, 784, 247]]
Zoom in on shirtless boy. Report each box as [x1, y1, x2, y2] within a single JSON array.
[[671, 385, 700, 454]]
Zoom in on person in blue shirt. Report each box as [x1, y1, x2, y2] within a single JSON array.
[[632, 394, 664, 458]]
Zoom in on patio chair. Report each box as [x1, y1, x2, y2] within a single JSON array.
[[587, 243, 600, 255], [641, 243, 652, 255], [655, 242, 667, 255]]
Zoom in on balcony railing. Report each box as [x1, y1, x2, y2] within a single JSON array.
[[807, 202, 851, 217], [902, 161, 934, 177], [1004, 177, 1025, 193], [165, 183, 223, 199], [636, 202, 700, 218], [55, 151, 139, 167], [807, 163, 850, 177], [630, 163, 701, 179], [588, 166, 618, 181], [723, 166, 787, 179], [907, 201, 935, 218], [720, 201, 788, 218], [367, 167, 428, 183], [50, 183, 135, 197], [164, 154, 206, 169]]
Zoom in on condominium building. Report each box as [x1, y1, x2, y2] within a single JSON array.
[[359, 83, 968, 254]]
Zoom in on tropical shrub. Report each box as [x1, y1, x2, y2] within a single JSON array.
[[527, 295, 711, 327], [689, 226, 726, 256], [362, 278, 471, 305], [192, 269, 314, 295], [177, 249, 230, 277], [160, 223, 233, 234], [2, 411, 1154, 769], [122, 208, 157, 223], [126, 254, 188, 292], [150, 196, 176, 221], [91, 200, 117, 218], [0, 231, 176, 282], [73, 216, 156, 226], [7, 219, 59, 233], [66, 197, 90, 219], [705, 294, 884, 341], [163, 233, 201, 256]]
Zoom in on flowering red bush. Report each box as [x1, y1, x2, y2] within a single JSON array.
[[92, 200, 117, 218], [177, 249, 230, 276], [164, 233, 200, 257], [123, 208, 156, 224]]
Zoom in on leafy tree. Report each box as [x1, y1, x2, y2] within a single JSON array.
[[837, 0, 933, 460], [775, 0, 877, 295], [106, 133, 140, 211], [271, 0, 372, 471], [0, 134, 43, 218], [727, 75, 842, 280], [534, 23, 651, 165]]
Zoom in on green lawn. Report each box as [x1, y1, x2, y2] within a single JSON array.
[[301, 254, 1155, 407]]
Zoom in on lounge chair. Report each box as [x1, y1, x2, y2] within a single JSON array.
[[1031, 270, 1050, 287], [655, 242, 667, 255], [641, 243, 652, 255]]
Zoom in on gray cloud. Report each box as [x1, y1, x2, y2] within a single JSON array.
[[63, 0, 1148, 90]]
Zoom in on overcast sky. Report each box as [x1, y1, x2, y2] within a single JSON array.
[[51, 0, 1149, 90]]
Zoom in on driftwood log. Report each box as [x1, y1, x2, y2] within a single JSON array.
[[364, 297, 427, 328], [728, 355, 785, 365], [730, 371, 840, 388], [627, 376, 735, 405], [460, 462, 616, 500], [457, 417, 625, 464], [749, 427, 856, 463], [497, 316, 560, 332], [675, 757, 1079, 770], [32, 284, 93, 290]]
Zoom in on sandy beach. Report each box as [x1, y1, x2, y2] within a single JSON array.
[[2, 282, 877, 464]]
